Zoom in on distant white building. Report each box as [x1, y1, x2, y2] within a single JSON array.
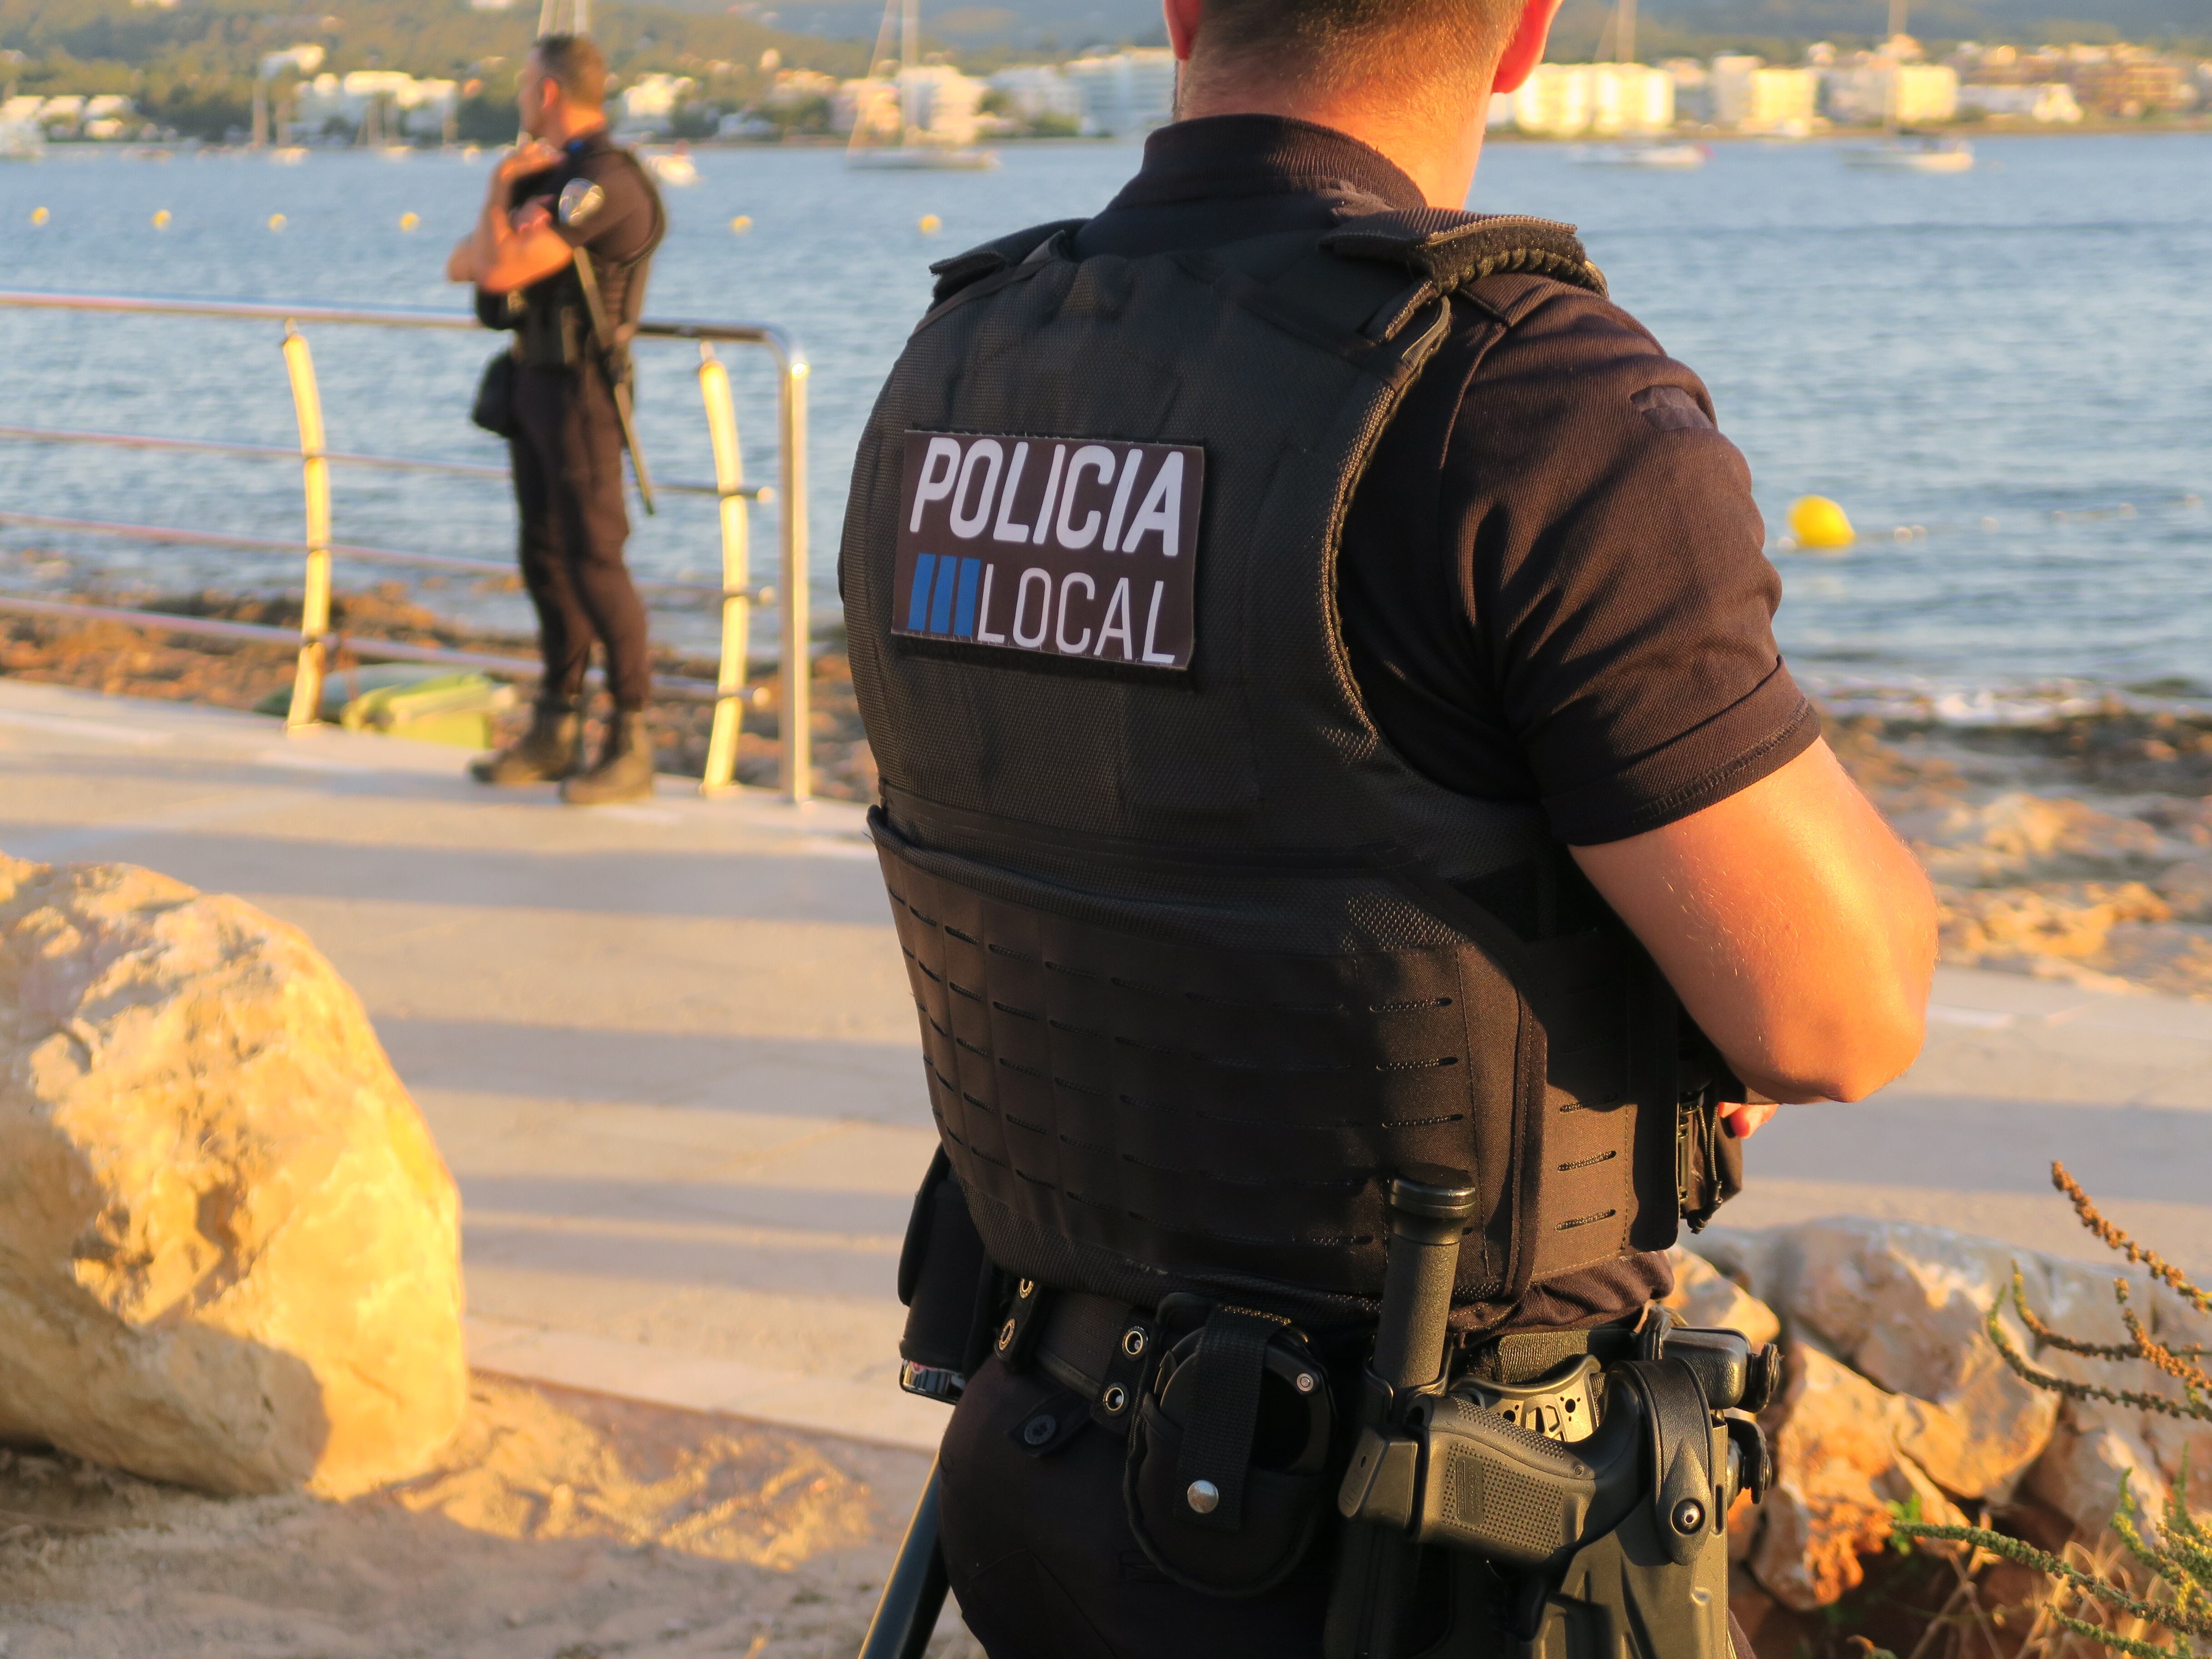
[[32, 95, 85, 134], [1825, 57, 1959, 124], [1664, 57, 1712, 123], [294, 71, 458, 139], [1487, 90, 1517, 130], [617, 72, 696, 136], [81, 93, 136, 139], [259, 44, 325, 80], [1711, 57, 1818, 133], [764, 69, 837, 111], [1062, 49, 1176, 137], [1956, 81, 2082, 122], [1510, 65, 1589, 136], [1510, 63, 1672, 137], [835, 77, 900, 139], [897, 65, 985, 146], [989, 65, 1086, 129]]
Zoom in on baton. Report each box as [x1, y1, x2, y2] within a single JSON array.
[[569, 248, 658, 515], [858, 1460, 950, 1659], [1322, 1166, 1480, 1659]]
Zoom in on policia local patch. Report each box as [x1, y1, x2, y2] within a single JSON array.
[[894, 431, 1204, 671]]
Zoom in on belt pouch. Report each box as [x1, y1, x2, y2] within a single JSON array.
[[471, 351, 518, 438], [896, 1150, 1000, 1379], [1123, 1308, 1335, 1598]]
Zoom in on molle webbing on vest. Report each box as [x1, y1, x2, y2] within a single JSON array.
[[845, 210, 1686, 1317]]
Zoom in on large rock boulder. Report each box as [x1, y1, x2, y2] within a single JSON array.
[[1664, 1244, 1780, 1348], [1696, 1219, 2060, 1501], [0, 857, 466, 1496], [1749, 1346, 1965, 1611]]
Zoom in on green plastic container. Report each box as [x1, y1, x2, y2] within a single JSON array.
[[258, 666, 515, 748]]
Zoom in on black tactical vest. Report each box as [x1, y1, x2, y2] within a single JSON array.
[[845, 209, 1731, 1330], [508, 135, 666, 374]]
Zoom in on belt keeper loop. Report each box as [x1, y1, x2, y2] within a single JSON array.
[[995, 1277, 1050, 1375], [1091, 1315, 1157, 1436]]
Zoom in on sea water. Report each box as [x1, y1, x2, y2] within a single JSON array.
[[0, 133, 2207, 712]]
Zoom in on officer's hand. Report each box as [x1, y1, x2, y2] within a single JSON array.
[[1719, 1102, 1776, 1139], [495, 140, 560, 186], [511, 199, 553, 234]]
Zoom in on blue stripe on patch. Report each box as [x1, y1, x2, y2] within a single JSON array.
[[929, 557, 957, 633], [906, 554, 937, 632], [953, 558, 982, 638]]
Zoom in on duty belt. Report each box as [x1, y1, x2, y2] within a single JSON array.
[[1023, 1287, 1644, 1444]]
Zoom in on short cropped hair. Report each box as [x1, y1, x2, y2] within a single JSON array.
[[531, 34, 608, 109], [1194, 0, 1522, 96]]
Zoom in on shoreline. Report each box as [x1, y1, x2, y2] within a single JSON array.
[[0, 583, 879, 802], [5, 584, 2211, 998]]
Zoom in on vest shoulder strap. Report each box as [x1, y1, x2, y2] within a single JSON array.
[[927, 218, 1089, 307], [1315, 209, 1606, 342], [1322, 210, 1606, 298]]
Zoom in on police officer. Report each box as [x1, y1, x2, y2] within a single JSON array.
[[843, 1, 1939, 1654], [447, 33, 665, 805]]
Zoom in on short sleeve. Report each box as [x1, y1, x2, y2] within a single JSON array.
[[1337, 281, 1816, 847], [552, 158, 654, 261]]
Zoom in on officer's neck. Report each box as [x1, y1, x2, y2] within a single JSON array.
[[1170, 80, 1484, 210], [537, 106, 609, 150]]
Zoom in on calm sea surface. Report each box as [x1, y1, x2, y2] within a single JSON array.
[[0, 133, 2207, 711]]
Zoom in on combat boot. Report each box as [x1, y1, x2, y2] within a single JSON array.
[[560, 709, 656, 805], [468, 695, 583, 785]]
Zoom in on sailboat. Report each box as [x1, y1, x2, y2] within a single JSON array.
[[1842, 0, 1973, 171], [846, 0, 998, 171]]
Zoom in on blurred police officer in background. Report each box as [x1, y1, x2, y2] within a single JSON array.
[[843, 0, 1939, 1654], [448, 33, 665, 806]]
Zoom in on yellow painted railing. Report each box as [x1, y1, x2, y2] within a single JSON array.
[[0, 289, 813, 801]]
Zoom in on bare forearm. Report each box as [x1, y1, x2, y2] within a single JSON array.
[[1573, 740, 1936, 1103], [472, 191, 513, 283]]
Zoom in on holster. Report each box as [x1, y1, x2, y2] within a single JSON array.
[[894, 1150, 1002, 1402]]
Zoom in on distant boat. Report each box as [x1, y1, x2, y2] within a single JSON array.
[[1844, 136, 1974, 172], [1572, 141, 1708, 169], [270, 146, 308, 165], [845, 0, 999, 172], [377, 144, 414, 162], [643, 145, 700, 186], [1845, 0, 1974, 172], [0, 121, 45, 162], [850, 145, 999, 172]]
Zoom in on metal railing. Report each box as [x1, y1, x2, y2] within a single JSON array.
[[0, 289, 813, 800]]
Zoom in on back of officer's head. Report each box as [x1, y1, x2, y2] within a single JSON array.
[[530, 34, 608, 111], [1184, 0, 1525, 112]]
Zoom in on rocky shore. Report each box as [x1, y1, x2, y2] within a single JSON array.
[[0, 585, 881, 803]]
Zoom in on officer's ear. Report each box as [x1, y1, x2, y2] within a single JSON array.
[[1163, 0, 1202, 62], [1491, 0, 1564, 96]]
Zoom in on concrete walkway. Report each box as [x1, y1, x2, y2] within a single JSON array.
[[2, 676, 2208, 1454]]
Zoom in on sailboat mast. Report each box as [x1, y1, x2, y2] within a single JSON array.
[[1619, 0, 1636, 63], [903, 0, 919, 70], [1888, 0, 1906, 44]]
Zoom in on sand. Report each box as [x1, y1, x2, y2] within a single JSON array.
[[0, 1374, 983, 1659]]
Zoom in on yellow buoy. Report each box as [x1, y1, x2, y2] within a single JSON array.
[[30, 206, 48, 226], [268, 212, 287, 231], [1787, 495, 1855, 552], [918, 213, 941, 235], [729, 214, 753, 234], [152, 209, 172, 229], [399, 211, 420, 231]]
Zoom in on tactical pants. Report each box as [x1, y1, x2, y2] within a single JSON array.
[[510, 363, 653, 712], [937, 1354, 1339, 1659]]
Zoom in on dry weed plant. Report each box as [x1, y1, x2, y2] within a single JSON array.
[[1888, 1164, 2212, 1659]]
